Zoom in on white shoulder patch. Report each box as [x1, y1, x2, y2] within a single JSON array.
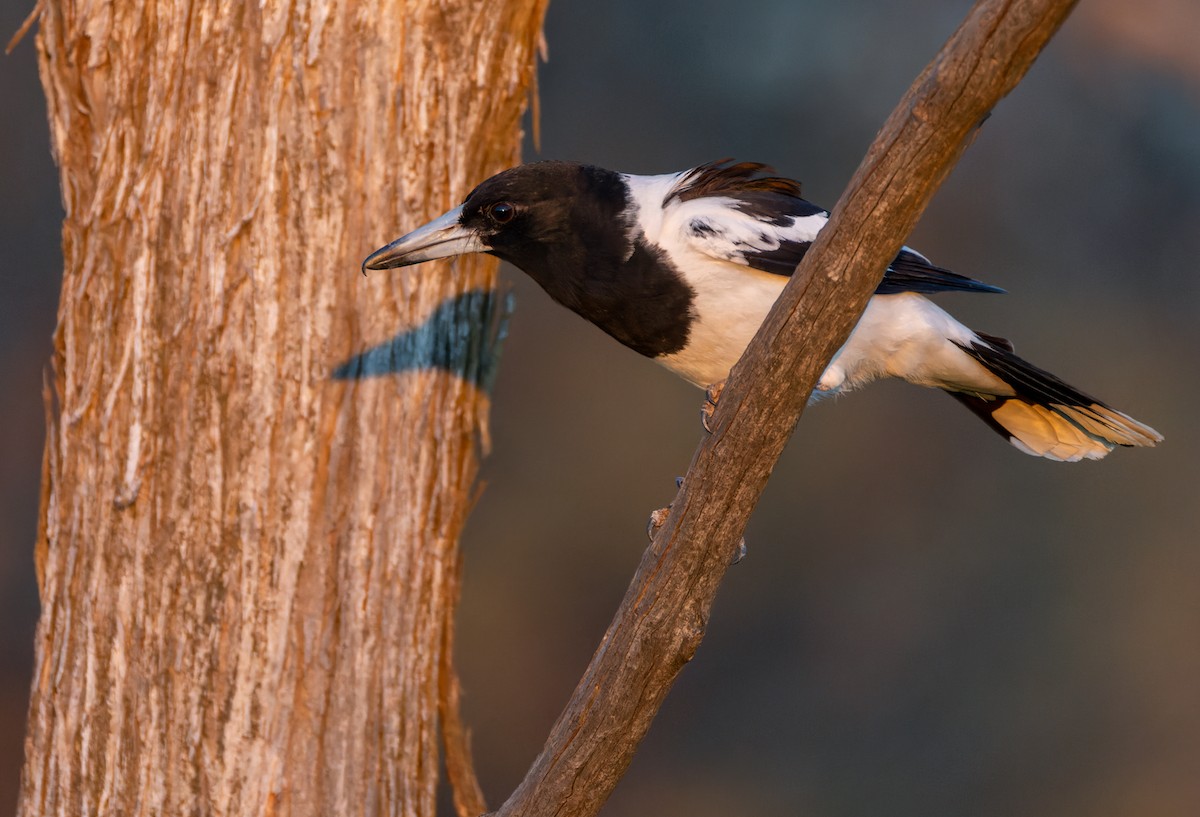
[[621, 172, 689, 245], [666, 198, 827, 267]]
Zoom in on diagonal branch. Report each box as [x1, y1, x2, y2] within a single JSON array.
[[490, 1, 1079, 815]]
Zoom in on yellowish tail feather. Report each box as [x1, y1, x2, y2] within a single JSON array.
[[949, 338, 1162, 462]]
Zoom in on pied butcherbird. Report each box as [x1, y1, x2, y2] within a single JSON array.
[[363, 160, 1160, 462]]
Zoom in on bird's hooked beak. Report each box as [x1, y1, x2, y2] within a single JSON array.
[[361, 205, 484, 273]]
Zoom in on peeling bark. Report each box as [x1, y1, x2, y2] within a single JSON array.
[[21, 1, 548, 815]]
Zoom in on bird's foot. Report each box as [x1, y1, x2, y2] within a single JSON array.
[[701, 381, 726, 433], [731, 537, 747, 565], [646, 506, 671, 540], [647, 477, 685, 540]]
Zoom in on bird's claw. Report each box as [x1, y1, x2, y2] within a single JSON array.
[[701, 381, 725, 433], [647, 477, 686, 540], [646, 506, 671, 540], [731, 537, 747, 565]]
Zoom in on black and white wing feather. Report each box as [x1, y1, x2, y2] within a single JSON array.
[[664, 161, 1004, 296]]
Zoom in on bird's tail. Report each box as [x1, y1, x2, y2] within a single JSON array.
[[945, 333, 1162, 462]]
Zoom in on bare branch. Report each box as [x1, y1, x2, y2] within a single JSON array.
[[491, 1, 1079, 816]]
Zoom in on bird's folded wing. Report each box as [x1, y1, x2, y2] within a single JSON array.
[[675, 200, 1004, 296]]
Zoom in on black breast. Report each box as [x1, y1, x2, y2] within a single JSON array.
[[488, 163, 697, 359], [570, 237, 695, 358]]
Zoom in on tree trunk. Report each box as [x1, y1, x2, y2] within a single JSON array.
[[20, 1, 548, 815]]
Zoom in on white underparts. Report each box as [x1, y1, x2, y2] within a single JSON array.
[[657, 282, 1006, 402]]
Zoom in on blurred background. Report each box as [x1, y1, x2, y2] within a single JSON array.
[[3, 1, 1198, 815]]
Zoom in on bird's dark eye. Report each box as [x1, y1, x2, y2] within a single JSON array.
[[487, 202, 516, 225]]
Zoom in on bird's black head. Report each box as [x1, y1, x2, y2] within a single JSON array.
[[462, 161, 629, 258], [362, 161, 628, 281], [363, 161, 695, 358]]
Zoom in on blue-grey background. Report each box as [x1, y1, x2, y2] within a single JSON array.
[[3, 2, 1198, 815]]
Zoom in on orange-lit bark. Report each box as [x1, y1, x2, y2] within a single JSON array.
[[21, 1, 548, 815]]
